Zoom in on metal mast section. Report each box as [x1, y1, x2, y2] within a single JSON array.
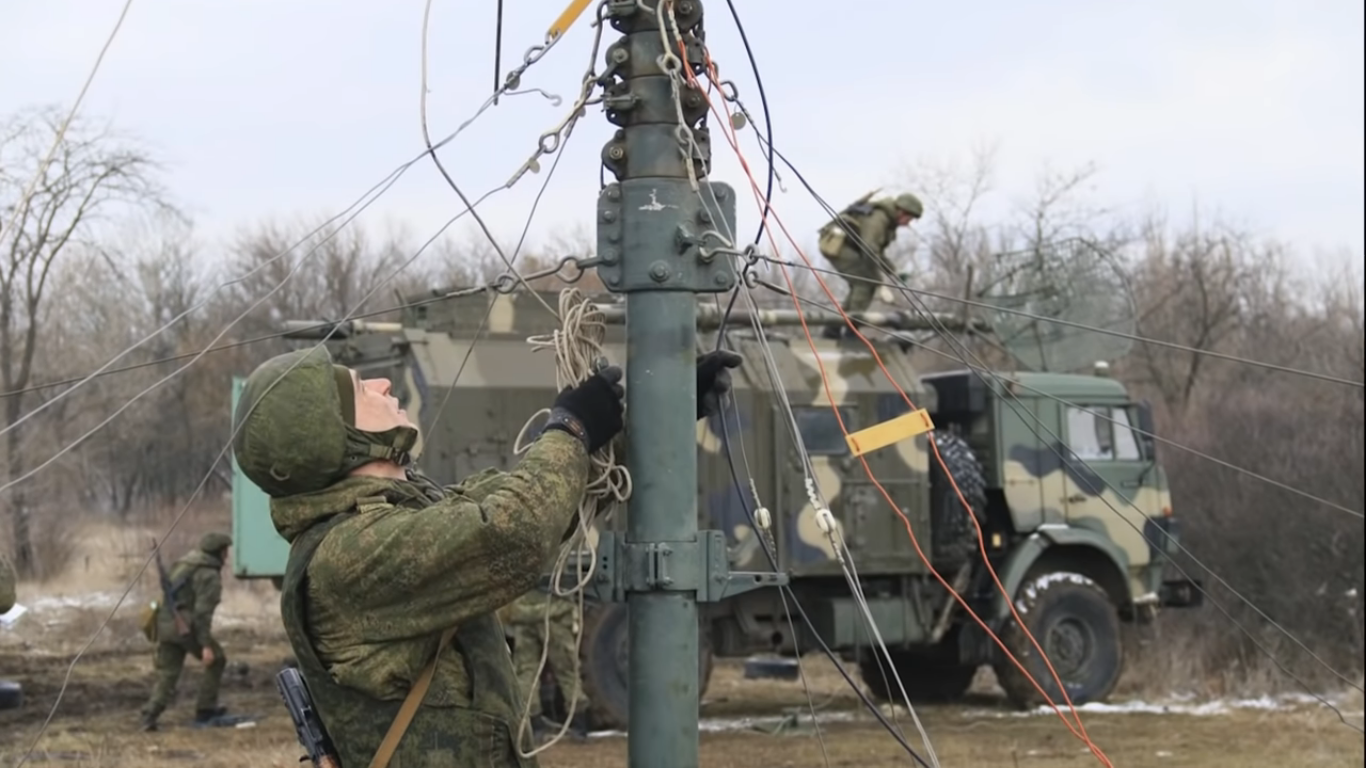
[[591, 1, 781, 766]]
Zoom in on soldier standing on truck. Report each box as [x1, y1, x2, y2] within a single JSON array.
[[138, 531, 233, 731], [232, 346, 740, 766], [816, 190, 923, 339], [504, 589, 592, 741]]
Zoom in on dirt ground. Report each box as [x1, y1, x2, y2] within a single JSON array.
[[1, 527, 1362, 768], [2, 624, 1362, 768]]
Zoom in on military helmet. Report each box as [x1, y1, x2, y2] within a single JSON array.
[[893, 193, 923, 219], [232, 347, 418, 498], [199, 532, 233, 555]]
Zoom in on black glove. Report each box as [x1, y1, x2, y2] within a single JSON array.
[[696, 350, 743, 421], [544, 364, 625, 452]]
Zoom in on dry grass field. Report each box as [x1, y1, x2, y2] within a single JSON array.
[[2, 522, 1362, 767]]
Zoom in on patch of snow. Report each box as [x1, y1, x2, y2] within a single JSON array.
[[1021, 571, 1092, 603], [962, 693, 1343, 719], [26, 591, 126, 612]]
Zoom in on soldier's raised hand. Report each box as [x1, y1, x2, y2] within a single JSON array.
[[696, 350, 743, 421], [546, 365, 626, 452]]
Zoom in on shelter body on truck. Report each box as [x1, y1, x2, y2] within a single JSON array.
[[231, 287, 1201, 727]]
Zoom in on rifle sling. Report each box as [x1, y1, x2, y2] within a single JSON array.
[[367, 625, 459, 768]]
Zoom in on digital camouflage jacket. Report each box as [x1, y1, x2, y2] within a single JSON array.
[[273, 428, 589, 767]]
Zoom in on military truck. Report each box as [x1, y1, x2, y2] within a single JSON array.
[[230, 287, 1200, 728]]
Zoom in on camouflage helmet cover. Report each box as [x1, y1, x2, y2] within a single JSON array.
[[893, 193, 923, 219], [232, 347, 418, 498]]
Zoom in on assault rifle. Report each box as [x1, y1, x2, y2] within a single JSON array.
[[151, 539, 192, 640]]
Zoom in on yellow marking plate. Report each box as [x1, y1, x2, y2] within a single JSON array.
[[548, 0, 594, 41], [846, 408, 934, 457]]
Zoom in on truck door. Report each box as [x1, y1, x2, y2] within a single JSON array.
[[1059, 404, 1157, 562], [998, 396, 1058, 529]]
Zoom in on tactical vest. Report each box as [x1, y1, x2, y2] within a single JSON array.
[[281, 510, 537, 768]]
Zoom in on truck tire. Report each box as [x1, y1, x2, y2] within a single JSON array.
[[993, 572, 1123, 708], [929, 431, 988, 564], [858, 650, 976, 703], [579, 602, 714, 730], [0, 680, 23, 710]]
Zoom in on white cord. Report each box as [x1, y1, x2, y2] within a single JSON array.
[[511, 287, 631, 756]]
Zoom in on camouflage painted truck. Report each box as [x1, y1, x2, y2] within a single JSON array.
[[230, 287, 1200, 728]]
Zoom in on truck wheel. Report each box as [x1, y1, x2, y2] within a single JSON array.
[[579, 602, 714, 730], [858, 650, 977, 703], [929, 431, 988, 564], [993, 572, 1122, 708]]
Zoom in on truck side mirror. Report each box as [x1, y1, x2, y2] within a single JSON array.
[[1134, 401, 1156, 457]]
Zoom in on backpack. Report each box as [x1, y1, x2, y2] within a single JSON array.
[[818, 188, 880, 259]]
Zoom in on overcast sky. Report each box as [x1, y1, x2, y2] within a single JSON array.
[[3, 0, 1362, 270]]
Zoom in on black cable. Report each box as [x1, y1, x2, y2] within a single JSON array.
[[711, 0, 774, 348], [721, 0, 773, 247], [493, 0, 505, 106], [689, 15, 932, 753], [711, 382, 932, 768]]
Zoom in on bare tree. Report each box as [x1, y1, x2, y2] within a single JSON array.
[[1128, 214, 1280, 413], [0, 105, 173, 575]]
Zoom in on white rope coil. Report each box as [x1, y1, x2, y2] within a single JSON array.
[[511, 287, 632, 756]]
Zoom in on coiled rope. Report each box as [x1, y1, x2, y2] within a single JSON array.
[[511, 287, 631, 754]]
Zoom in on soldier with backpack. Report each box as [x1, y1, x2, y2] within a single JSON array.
[[138, 531, 233, 731], [816, 190, 924, 338]]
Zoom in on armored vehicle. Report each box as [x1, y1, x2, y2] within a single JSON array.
[[230, 286, 1200, 728]]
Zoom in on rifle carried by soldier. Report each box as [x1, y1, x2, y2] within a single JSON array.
[[278, 667, 341, 768], [140, 539, 192, 643]]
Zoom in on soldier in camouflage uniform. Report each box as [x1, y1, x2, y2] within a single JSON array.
[[231, 345, 741, 766], [504, 589, 591, 740], [816, 191, 924, 338], [1, 551, 15, 615], [138, 531, 233, 731]]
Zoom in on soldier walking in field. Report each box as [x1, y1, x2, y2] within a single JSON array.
[[138, 531, 233, 731], [816, 190, 924, 338], [504, 589, 592, 741], [0, 552, 15, 615], [231, 346, 741, 767]]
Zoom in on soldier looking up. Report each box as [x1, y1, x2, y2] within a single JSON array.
[[138, 531, 233, 731], [232, 345, 741, 767], [816, 191, 923, 339]]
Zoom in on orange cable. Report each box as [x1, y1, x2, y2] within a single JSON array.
[[680, 47, 1113, 766]]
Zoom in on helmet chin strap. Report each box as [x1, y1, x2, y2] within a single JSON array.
[[342, 424, 420, 474]]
